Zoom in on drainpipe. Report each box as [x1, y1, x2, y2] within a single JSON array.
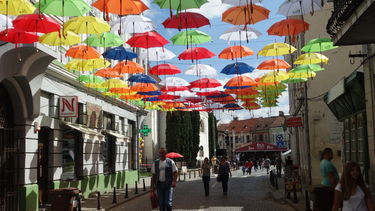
[[304, 82, 312, 186]]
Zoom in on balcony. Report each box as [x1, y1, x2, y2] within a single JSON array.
[[327, 0, 375, 45]]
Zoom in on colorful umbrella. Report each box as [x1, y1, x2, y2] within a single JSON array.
[[39, 30, 81, 46], [225, 87, 258, 95], [0, 14, 12, 30], [153, 0, 208, 16], [219, 25, 261, 43], [162, 12, 210, 30], [267, 19, 309, 37], [288, 71, 316, 79], [281, 78, 308, 84], [103, 46, 137, 61], [291, 64, 324, 73], [0, 0, 35, 15], [149, 64, 181, 75], [170, 30, 212, 46], [185, 64, 216, 76], [111, 15, 155, 34], [35, 0, 91, 17], [131, 83, 159, 92], [120, 94, 142, 100], [189, 78, 222, 89], [78, 75, 104, 83], [95, 68, 123, 78], [222, 4, 270, 25], [219, 45, 254, 60], [257, 59, 291, 70], [113, 61, 144, 74], [65, 59, 110, 71], [109, 87, 134, 94], [85, 32, 123, 47], [301, 38, 338, 53], [126, 31, 169, 48], [12, 14, 60, 33], [294, 53, 329, 65], [0, 28, 38, 44], [224, 75, 256, 88], [160, 77, 190, 87], [258, 42, 297, 57], [161, 86, 189, 92], [221, 62, 254, 75], [260, 71, 289, 83], [128, 74, 157, 84], [222, 0, 263, 6], [277, 0, 322, 16], [139, 47, 176, 61], [92, 0, 148, 16], [63, 16, 110, 35], [66, 45, 101, 59], [178, 47, 215, 61], [100, 79, 128, 88]]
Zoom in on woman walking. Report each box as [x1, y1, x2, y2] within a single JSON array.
[[201, 157, 211, 196], [332, 162, 375, 211], [218, 157, 232, 195]]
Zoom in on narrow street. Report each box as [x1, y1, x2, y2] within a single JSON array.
[[112, 169, 294, 211]]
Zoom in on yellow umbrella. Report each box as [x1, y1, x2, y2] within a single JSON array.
[[260, 71, 289, 83], [39, 30, 81, 46], [258, 42, 297, 57], [102, 92, 120, 97], [99, 79, 128, 88], [65, 59, 110, 71], [84, 83, 104, 88], [288, 71, 316, 79], [294, 53, 329, 65], [64, 16, 110, 35], [0, 0, 35, 15]]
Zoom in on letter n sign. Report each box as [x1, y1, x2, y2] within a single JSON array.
[[59, 96, 78, 117]]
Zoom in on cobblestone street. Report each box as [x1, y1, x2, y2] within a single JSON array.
[[111, 169, 295, 211]]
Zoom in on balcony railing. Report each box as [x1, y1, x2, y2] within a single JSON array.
[[327, 0, 364, 37]]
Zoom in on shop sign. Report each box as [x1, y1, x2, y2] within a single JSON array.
[[87, 103, 102, 129], [59, 96, 78, 117], [286, 117, 303, 127]]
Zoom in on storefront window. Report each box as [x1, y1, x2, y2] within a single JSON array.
[[102, 135, 116, 174], [61, 130, 83, 180]]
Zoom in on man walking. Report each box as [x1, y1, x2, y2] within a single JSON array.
[[276, 156, 282, 177], [151, 148, 178, 211]]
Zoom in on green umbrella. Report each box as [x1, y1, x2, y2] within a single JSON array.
[[281, 78, 308, 84], [171, 30, 212, 46], [78, 75, 105, 83], [290, 64, 325, 73], [262, 102, 278, 107], [301, 38, 338, 53], [153, 0, 208, 16], [85, 32, 124, 47], [35, 0, 91, 17]]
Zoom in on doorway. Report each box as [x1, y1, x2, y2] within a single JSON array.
[[38, 127, 50, 206]]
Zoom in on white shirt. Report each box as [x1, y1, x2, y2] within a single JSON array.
[[335, 183, 368, 211], [151, 159, 177, 182]]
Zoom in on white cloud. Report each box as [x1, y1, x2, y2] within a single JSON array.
[[187, 0, 231, 19]]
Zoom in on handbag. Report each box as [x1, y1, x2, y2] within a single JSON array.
[[150, 190, 158, 209], [216, 175, 221, 182]]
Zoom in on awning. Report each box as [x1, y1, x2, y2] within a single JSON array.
[[235, 142, 287, 152], [282, 149, 292, 156], [63, 122, 103, 137], [102, 130, 129, 142]]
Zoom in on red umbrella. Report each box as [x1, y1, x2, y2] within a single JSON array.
[[189, 78, 222, 89], [157, 93, 180, 100], [196, 90, 222, 96], [267, 19, 309, 37], [12, 14, 60, 33], [162, 12, 210, 30], [166, 152, 184, 158], [149, 64, 181, 75], [160, 86, 189, 92], [126, 32, 169, 48], [178, 47, 215, 61], [0, 28, 39, 44]]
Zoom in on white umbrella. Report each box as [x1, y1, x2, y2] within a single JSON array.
[[277, 0, 323, 16], [159, 77, 190, 86], [111, 15, 155, 34], [167, 90, 196, 97], [222, 0, 262, 6], [219, 26, 261, 42], [184, 64, 217, 76], [191, 87, 224, 92], [0, 14, 12, 31], [139, 47, 176, 61]]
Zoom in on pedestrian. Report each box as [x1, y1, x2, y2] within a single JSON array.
[[242, 163, 246, 175], [332, 162, 375, 211], [247, 160, 253, 175], [151, 148, 178, 211], [276, 156, 282, 177], [201, 157, 211, 196], [254, 160, 258, 172], [218, 156, 232, 195], [263, 157, 271, 174], [320, 148, 339, 188]]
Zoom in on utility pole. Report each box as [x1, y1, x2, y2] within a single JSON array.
[[304, 82, 312, 186]]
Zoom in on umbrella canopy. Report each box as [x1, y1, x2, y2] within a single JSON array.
[[222, 4, 270, 25], [178, 47, 215, 61], [226, 87, 258, 95], [120, 94, 142, 100], [257, 59, 291, 70], [0, 0, 35, 15], [103, 46, 137, 61], [171, 30, 212, 45], [222, 0, 262, 6], [64, 16, 110, 35], [131, 83, 159, 92], [95, 68, 123, 78], [109, 87, 134, 94], [12, 14, 60, 33], [219, 45, 254, 60], [85, 32, 124, 47], [92, 0, 148, 15], [153, 0, 208, 10], [149, 64, 181, 75], [288, 71, 316, 79], [224, 75, 256, 88], [139, 47, 176, 61], [277, 0, 322, 16], [35, 0, 91, 16], [189, 78, 222, 89], [78, 75, 105, 83], [100, 79, 128, 88], [162, 12, 210, 30], [185, 64, 216, 76], [291, 64, 325, 73], [281, 78, 308, 84], [113, 61, 144, 74], [39, 30, 81, 46], [65, 59, 110, 71], [219, 25, 261, 42], [126, 31, 169, 48], [294, 53, 329, 65], [111, 15, 155, 34], [302, 38, 338, 53], [66, 45, 101, 59], [0, 28, 38, 44], [160, 77, 190, 86], [128, 74, 157, 84], [161, 86, 189, 92], [260, 71, 289, 83], [0, 14, 12, 31], [221, 62, 254, 75], [267, 19, 309, 37], [258, 42, 297, 57]]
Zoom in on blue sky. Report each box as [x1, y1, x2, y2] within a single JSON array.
[[142, 0, 289, 123]]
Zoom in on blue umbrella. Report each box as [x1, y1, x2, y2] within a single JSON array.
[[128, 74, 157, 84], [207, 93, 230, 98], [144, 97, 160, 101], [223, 103, 242, 109], [224, 85, 252, 89], [103, 46, 138, 61], [138, 91, 162, 96], [221, 62, 255, 75]]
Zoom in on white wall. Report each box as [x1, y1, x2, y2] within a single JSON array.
[[197, 112, 210, 161]]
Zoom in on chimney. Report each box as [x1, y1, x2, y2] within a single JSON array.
[[279, 111, 284, 117]]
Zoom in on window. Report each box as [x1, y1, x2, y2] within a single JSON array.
[[246, 135, 250, 143], [103, 112, 115, 130], [119, 117, 125, 134], [102, 135, 116, 174], [61, 130, 83, 180], [259, 134, 263, 142]]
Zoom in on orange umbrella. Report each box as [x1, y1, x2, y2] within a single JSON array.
[[109, 87, 134, 94], [65, 45, 101, 59], [222, 4, 270, 25], [95, 68, 123, 78], [92, 0, 148, 16], [130, 83, 159, 92], [219, 45, 254, 60], [225, 87, 259, 95], [113, 61, 144, 74], [225, 75, 256, 88], [267, 19, 309, 37], [257, 59, 291, 70], [120, 94, 142, 100], [242, 102, 259, 107]]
